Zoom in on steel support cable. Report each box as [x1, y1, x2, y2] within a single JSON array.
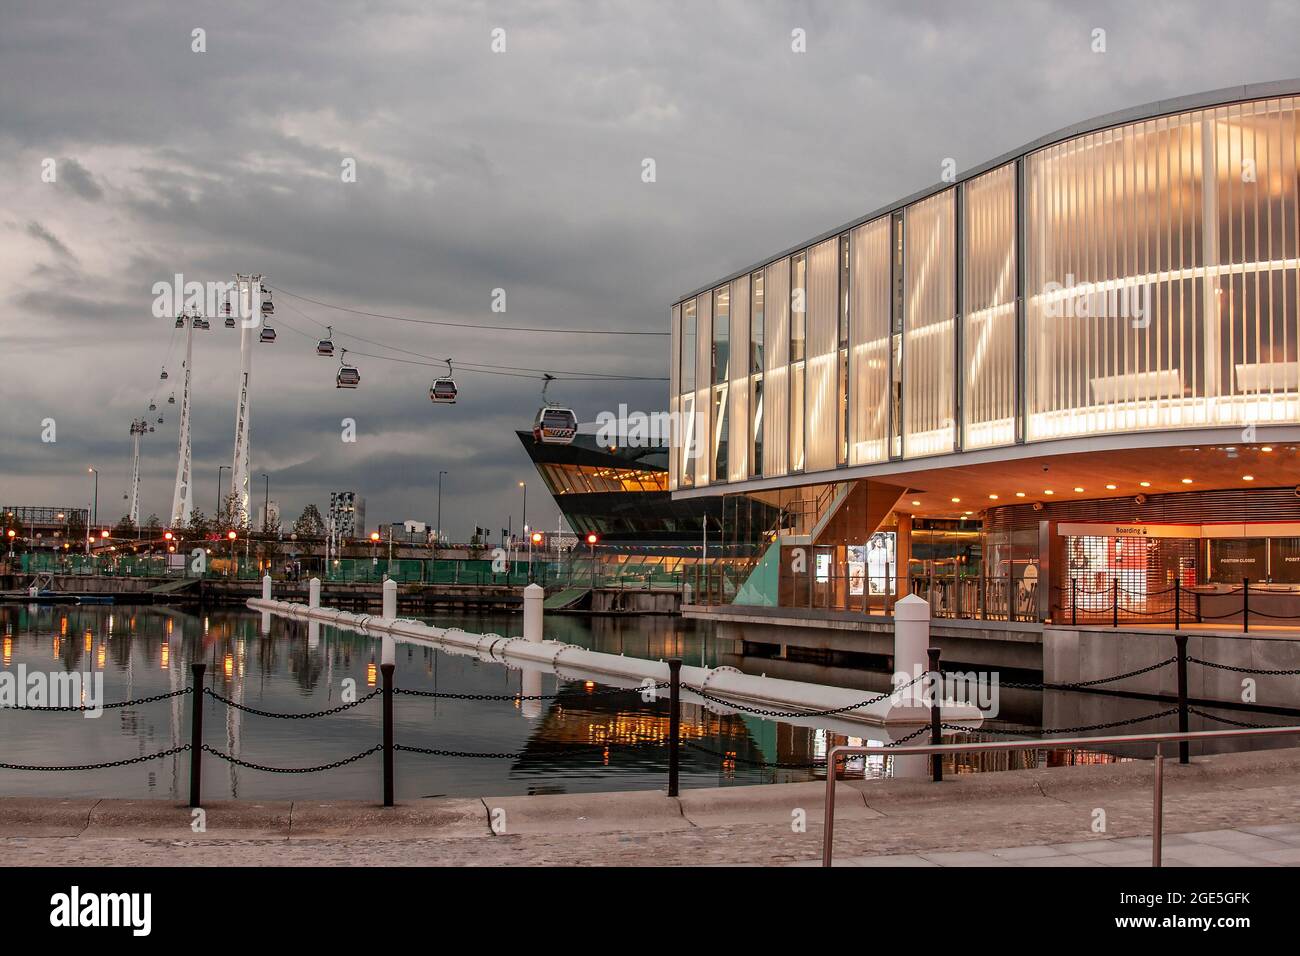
[[268, 284, 669, 336]]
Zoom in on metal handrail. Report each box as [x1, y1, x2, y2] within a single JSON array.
[[822, 724, 1300, 867]]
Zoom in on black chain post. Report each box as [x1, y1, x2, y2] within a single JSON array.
[[1242, 577, 1250, 634], [381, 662, 395, 807], [1071, 577, 1077, 626], [1174, 633, 1189, 765], [188, 662, 205, 808], [927, 647, 942, 782], [1112, 577, 1119, 628], [667, 658, 681, 798], [1174, 578, 1181, 625]]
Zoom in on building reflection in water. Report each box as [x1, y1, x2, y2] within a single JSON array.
[[0, 603, 1210, 801]]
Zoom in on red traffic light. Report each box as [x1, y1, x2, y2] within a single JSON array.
[[586, 533, 598, 545], [369, 531, 381, 542], [530, 531, 543, 545], [5, 529, 14, 539], [227, 530, 237, 540], [163, 531, 173, 540], [100, 530, 110, 539]]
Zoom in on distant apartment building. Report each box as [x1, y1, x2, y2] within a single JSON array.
[[327, 492, 366, 540]]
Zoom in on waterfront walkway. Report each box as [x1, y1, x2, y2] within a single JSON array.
[[4, 746, 1300, 866]]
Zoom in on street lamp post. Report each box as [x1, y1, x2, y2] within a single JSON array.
[[87, 468, 98, 531], [227, 530, 237, 577], [262, 473, 270, 531], [587, 533, 598, 589], [216, 465, 230, 518], [436, 470, 447, 547], [518, 481, 527, 540], [529, 530, 542, 584]]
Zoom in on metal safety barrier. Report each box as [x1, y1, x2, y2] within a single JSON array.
[[822, 724, 1300, 867]]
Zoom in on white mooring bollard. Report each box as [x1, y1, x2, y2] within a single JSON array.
[[523, 583, 544, 643], [892, 593, 933, 779], [309, 577, 321, 609], [382, 578, 397, 619], [262, 574, 272, 601]]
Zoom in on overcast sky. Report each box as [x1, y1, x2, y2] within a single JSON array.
[[2, 0, 1298, 538]]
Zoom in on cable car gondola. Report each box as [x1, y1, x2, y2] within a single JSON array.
[[148, 402, 156, 411], [160, 367, 169, 380], [174, 315, 184, 328], [316, 326, 335, 356], [531, 375, 577, 445], [259, 325, 277, 344], [167, 393, 175, 405], [429, 360, 457, 404], [335, 350, 360, 389], [261, 299, 274, 316], [225, 314, 236, 328]]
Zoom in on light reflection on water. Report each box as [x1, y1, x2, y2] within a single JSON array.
[[0, 604, 1217, 800], [0, 604, 831, 799]]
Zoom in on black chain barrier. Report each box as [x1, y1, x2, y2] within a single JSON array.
[[395, 743, 524, 759], [681, 671, 927, 719], [0, 687, 193, 712], [993, 656, 1177, 692], [1187, 707, 1281, 729], [0, 744, 191, 772], [202, 686, 383, 718], [199, 743, 382, 773], [1188, 656, 1300, 676], [392, 681, 670, 703], [943, 706, 1181, 738]]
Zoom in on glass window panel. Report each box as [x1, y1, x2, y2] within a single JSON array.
[[763, 257, 790, 477], [1025, 98, 1299, 440], [850, 217, 891, 464], [804, 238, 838, 473], [903, 189, 956, 457], [962, 164, 1017, 449]]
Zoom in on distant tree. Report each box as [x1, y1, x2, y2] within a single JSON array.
[[185, 509, 210, 537], [215, 492, 241, 533], [144, 514, 162, 537], [111, 515, 136, 538], [66, 512, 86, 543], [293, 504, 325, 538]]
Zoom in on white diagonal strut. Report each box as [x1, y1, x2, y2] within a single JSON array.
[[170, 315, 195, 527]]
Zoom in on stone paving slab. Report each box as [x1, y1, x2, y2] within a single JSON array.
[[4, 746, 1300, 866]]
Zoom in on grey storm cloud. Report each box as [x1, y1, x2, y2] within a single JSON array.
[[1, 0, 1299, 538], [56, 157, 103, 201], [24, 220, 77, 261]]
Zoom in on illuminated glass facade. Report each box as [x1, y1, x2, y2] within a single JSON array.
[[670, 86, 1300, 493]]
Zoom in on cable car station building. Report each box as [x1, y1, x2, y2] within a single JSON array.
[[669, 81, 1300, 642]]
